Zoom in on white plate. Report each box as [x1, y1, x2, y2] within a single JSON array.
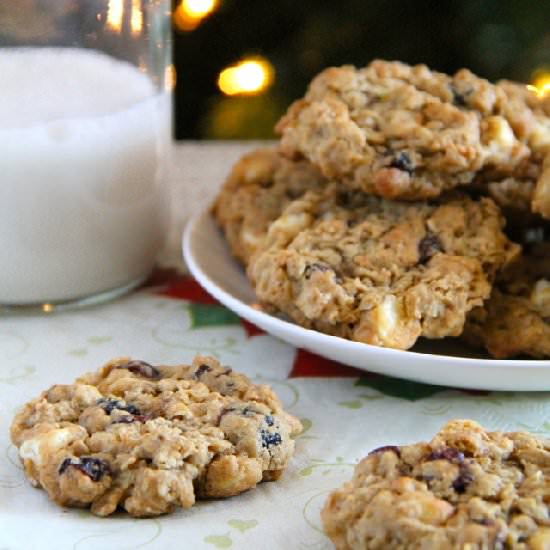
[[183, 211, 550, 391]]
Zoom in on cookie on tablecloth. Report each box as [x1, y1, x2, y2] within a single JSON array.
[[276, 60, 550, 217], [11, 356, 302, 517], [212, 148, 325, 264], [322, 419, 550, 549], [247, 184, 519, 350]]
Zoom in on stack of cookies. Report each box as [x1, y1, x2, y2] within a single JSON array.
[[213, 60, 550, 358]]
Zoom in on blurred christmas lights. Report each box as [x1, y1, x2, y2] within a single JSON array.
[[106, 0, 123, 32], [130, 0, 143, 36], [174, 0, 218, 32], [217, 57, 274, 96], [528, 72, 550, 98], [165, 64, 177, 91]]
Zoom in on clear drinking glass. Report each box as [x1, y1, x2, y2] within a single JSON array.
[[0, 0, 171, 312]]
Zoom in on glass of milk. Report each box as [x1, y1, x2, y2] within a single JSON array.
[[0, 0, 171, 311]]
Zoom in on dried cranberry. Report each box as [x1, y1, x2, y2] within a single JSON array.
[[450, 85, 467, 107], [452, 465, 474, 493], [215, 367, 233, 378], [368, 445, 401, 457], [426, 447, 464, 463], [97, 398, 140, 416], [261, 430, 282, 448], [59, 457, 110, 481], [389, 152, 415, 174], [59, 458, 72, 474], [118, 360, 160, 379], [194, 364, 212, 379], [304, 263, 330, 279], [418, 232, 444, 264], [112, 416, 134, 424], [112, 413, 151, 424], [474, 518, 493, 526]]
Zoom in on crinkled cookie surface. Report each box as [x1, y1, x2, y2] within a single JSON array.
[[212, 148, 325, 264], [322, 419, 550, 549], [276, 60, 550, 217], [11, 356, 302, 517], [248, 184, 519, 349], [464, 243, 550, 358]]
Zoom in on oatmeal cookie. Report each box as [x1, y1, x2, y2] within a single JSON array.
[[464, 243, 550, 358], [322, 419, 550, 549], [276, 60, 549, 206], [482, 80, 550, 218], [496, 80, 550, 152], [212, 148, 325, 264], [472, 154, 542, 213], [11, 356, 302, 517], [474, 146, 550, 220], [247, 184, 519, 350]]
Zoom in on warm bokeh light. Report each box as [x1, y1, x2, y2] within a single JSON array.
[[185, 0, 218, 17], [173, 0, 218, 32], [106, 0, 123, 33], [165, 64, 177, 91], [528, 72, 550, 98], [217, 57, 274, 96], [130, 0, 143, 36]]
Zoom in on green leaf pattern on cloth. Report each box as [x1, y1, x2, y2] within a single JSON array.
[[355, 375, 449, 401], [3, 282, 550, 549], [0, 365, 35, 385], [204, 534, 232, 548], [227, 519, 258, 533], [188, 303, 241, 329]]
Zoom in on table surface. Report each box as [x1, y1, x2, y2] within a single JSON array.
[[2, 141, 550, 550]]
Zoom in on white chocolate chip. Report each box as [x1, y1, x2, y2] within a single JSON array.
[[375, 295, 399, 343], [19, 437, 42, 464], [19, 426, 85, 466], [483, 116, 516, 150], [269, 212, 311, 235]]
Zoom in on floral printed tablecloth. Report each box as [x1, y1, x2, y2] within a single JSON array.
[[1, 143, 550, 550]]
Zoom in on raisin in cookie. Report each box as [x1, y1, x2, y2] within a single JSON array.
[[11, 356, 302, 517], [247, 184, 519, 350], [322, 419, 550, 549], [212, 148, 325, 264], [464, 243, 550, 358], [276, 60, 541, 203]]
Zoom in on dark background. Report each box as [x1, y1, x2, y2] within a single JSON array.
[[173, 0, 550, 139]]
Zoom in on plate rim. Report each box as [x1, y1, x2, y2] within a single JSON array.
[[183, 210, 550, 377]]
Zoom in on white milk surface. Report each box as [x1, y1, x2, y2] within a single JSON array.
[[0, 48, 169, 304]]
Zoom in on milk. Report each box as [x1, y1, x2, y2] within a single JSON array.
[[0, 48, 170, 304]]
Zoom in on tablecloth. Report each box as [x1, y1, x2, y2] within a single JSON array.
[[1, 142, 550, 550]]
